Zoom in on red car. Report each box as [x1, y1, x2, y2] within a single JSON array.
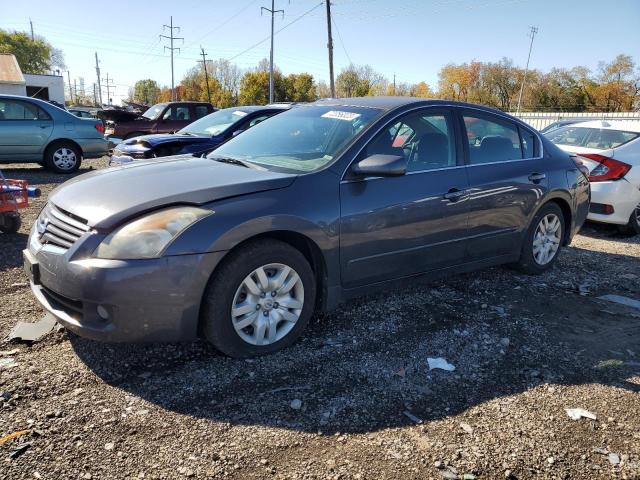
[[99, 101, 215, 140]]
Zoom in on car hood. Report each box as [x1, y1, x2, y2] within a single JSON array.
[[49, 156, 296, 229], [119, 133, 215, 149]]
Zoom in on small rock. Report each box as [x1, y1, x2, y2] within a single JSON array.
[[104, 442, 114, 451], [82, 473, 92, 479], [500, 337, 510, 347], [608, 453, 620, 465], [290, 399, 302, 410], [460, 422, 474, 434], [547, 456, 555, 465]]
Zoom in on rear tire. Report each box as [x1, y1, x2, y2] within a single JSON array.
[[0, 213, 21, 234], [514, 203, 565, 275], [44, 142, 82, 173], [201, 239, 316, 358], [617, 206, 640, 236]]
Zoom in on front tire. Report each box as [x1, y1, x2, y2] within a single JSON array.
[[617, 205, 640, 236], [201, 239, 316, 358], [514, 203, 565, 274], [45, 142, 82, 173]]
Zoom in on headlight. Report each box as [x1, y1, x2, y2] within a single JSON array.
[[94, 206, 212, 259]]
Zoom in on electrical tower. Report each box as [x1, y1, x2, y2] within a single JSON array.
[[160, 16, 183, 101], [516, 26, 538, 114], [198, 46, 212, 104], [261, 1, 284, 103]]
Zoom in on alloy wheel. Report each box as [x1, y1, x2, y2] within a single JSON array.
[[231, 263, 304, 346], [532, 213, 562, 265], [53, 147, 77, 171]]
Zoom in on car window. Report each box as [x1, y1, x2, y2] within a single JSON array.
[[249, 114, 271, 128], [463, 114, 522, 164], [0, 100, 50, 120], [545, 126, 639, 149], [162, 106, 191, 121], [364, 110, 456, 172], [195, 105, 209, 119], [519, 127, 537, 158]]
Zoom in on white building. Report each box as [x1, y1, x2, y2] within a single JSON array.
[[0, 53, 65, 104]]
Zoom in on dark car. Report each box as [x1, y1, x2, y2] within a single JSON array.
[[24, 97, 589, 357], [109, 104, 291, 166], [99, 101, 215, 140]]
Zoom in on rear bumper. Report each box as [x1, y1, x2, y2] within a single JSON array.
[[26, 244, 226, 342], [587, 179, 640, 225], [78, 138, 109, 159]]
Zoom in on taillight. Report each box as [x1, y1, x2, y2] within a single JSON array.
[[95, 123, 105, 134], [579, 153, 631, 182]]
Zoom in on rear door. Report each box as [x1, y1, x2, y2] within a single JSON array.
[[0, 99, 53, 160], [339, 107, 470, 288], [460, 109, 548, 260]]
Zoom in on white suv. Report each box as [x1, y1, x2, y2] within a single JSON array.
[[545, 120, 640, 234]]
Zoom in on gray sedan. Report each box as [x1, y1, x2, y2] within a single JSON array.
[[0, 94, 108, 173], [23, 97, 590, 357]]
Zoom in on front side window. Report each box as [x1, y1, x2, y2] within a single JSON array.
[[363, 110, 457, 172], [163, 106, 190, 121], [0, 100, 49, 120], [209, 105, 382, 173], [463, 114, 522, 164]]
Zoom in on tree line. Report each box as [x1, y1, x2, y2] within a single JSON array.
[[132, 53, 638, 112]]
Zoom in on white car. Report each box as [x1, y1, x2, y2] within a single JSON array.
[[545, 120, 640, 234]]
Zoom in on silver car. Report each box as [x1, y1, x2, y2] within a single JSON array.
[[0, 95, 108, 173]]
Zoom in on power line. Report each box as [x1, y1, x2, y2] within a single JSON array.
[[261, 0, 285, 103], [184, 0, 258, 50], [516, 25, 538, 114], [160, 16, 184, 101], [331, 14, 352, 65]]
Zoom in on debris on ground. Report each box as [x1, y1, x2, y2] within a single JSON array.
[[565, 408, 597, 421], [0, 430, 30, 446], [427, 357, 456, 372], [598, 294, 640, 311], [290, 399, 302, 410], [460, 422, 474, 434], [608, 453, 621, 465], [9, 444, 31, 459], [403, 410, 422, 424], [7, 314, 57, 342]]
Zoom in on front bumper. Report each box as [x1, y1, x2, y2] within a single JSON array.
[[25, 237, 226, 342], [587, 179, 640, 225]]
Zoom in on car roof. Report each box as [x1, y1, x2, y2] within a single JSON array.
[[235, 105, 290, 113], [559, 119, 640, 133]]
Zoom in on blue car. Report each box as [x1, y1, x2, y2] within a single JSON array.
[[110, 104, 291, 166], [0, 94, 108, 173]]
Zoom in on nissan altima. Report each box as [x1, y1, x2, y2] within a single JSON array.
[[24, 97, 590, 357]]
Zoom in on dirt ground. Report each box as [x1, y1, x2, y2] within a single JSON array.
[[1, 158, 639, 480]]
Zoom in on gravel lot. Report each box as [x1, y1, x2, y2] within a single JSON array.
[[1, 158, 639, 479]]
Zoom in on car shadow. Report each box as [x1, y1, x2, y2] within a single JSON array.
[[70, 246, 640, 434], [579, 221, 639, 242]]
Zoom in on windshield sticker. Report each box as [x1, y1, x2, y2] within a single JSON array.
[[321, 110, 361, 121], [233, 111, 248, 117]]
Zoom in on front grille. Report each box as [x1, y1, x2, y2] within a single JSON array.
[[37, 204, 90, 250]]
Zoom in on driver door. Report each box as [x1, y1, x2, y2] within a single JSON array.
[[339, 108, 470, 289]]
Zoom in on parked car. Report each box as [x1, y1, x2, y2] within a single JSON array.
[[99, 101, 215, 140], [544, 120, 640, 234], [23, 97, 589, 357], [0, 94, 108, 173], [539, 119, 580, 134], [109, 104, 291, 166]]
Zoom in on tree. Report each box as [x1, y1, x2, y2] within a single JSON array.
[[132, 79, 160, 105], [282, 73, 317, 102], [336, 64, 385, 97], [410, 82, 434, 98], [0, 29, 65, 74]]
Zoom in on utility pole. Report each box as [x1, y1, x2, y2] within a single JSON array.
[[160, 16, 183, 101], [29, 18, 34, 40], [262, 1, 284, 103], [93, 83, 98, 106], [66, 71, 73, 104], [393, 73, 396, 95], [95, 52, 103, 106], [516, 26, 538, 114], [198, 46, 212, 104], [325, 0, 335, 97], [102, 73, 115, 105], [74, 79, 77, 104]]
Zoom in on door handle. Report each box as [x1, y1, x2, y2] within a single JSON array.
[[443, 188, 466, 202], [528, 172, 546, 183]]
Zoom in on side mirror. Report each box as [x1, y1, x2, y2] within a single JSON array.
[[352, 154, 408, 177]]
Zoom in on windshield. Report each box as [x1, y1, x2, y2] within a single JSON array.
[[142, 103, 167, 120], [179, 108, 250, 136], [208, 105, 382, 173], [545, 126, 639, 149]]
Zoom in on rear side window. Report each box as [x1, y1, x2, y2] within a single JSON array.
[[195, 105, 209, 118], [163, 106, 191, 121], [545, 126, 639, 149], [519, 127, 537, 158], [463, 113, 522, 164]]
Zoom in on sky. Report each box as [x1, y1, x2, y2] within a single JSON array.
[[2, 0, 639, 105]]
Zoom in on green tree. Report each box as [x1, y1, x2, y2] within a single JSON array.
[[132, 79, 160, 105], [282, 73, 317, 102], [0, 29, 64, 73]]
